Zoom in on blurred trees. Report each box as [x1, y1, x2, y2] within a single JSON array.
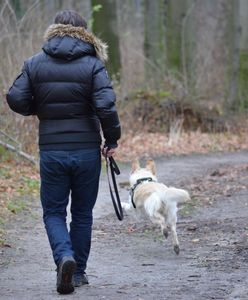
[[144, 0, 166, 87], [238, 0, 248, 111], [0, 0, 248, 154], [92, 0, 120, 77], [194, 0, 233, 112], [116, 0, 145, 93]]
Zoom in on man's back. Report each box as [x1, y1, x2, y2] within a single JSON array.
[[7, 23, 120, 150]]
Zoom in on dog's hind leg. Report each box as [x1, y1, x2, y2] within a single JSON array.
[[144, 196, 168, 238], [167, 214, 180, 255], [162, 226, 169, 239], [150, 212, 168, 239], [171, 224, 180, 254]]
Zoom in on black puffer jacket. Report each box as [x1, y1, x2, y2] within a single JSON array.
[[7, 24, 121, 150]]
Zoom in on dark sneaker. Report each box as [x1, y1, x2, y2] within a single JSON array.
[[72, 272, 89, 287], [56, 256, 76, 294]]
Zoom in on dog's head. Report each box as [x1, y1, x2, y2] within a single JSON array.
[[129, 158, 157, 187]]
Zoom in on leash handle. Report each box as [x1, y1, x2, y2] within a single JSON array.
[[105, 156, 123, 221], [109, 156, 120, 175]]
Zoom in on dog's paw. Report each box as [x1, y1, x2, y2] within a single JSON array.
[[163, 228, 168, 239], [121, 202, 131, 210], [174, 245, 180, 255]]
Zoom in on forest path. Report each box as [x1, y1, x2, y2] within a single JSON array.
[[1, 151, 248, 300]]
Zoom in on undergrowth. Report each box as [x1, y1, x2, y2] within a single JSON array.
[[0, 146, 39, 246], [118, 89, 240, 134]]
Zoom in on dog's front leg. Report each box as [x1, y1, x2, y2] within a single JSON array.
[[121, 194, 135, 211], [121, 202, 132, 211]]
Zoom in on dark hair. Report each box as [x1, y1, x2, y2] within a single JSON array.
[[54, 10, 87, 29]]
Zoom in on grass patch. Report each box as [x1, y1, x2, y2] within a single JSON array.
[[17, 176, 39, 195], [7, 199, 28, 214], [0, 146, 10, 161], [0, 217, 5, 226], [0, 166, 12, 179], [179, 196, 199, 217], [0, 149, 39, 226]]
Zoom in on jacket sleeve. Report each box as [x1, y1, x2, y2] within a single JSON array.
[[6, 62, 35, 116], [92, 59, 121, 148]]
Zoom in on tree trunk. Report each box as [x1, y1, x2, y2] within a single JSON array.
[[166, 0, 187, 72], [194, 0, 233, 112], [116, 0, 145, 97], [92, 0, 120, 77], [228, 0, 241, 111], [238, 0, 248, 110], [70, 0, 91, 20], [144, 0, 166, 88]]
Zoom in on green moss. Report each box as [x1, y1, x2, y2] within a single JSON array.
[[0, 166, 12, 179], [0, 217, 5, 226], [238, 51, 248, 111], [17, 176, 39, 195], [0, 146, 13, 162], [7, 199, 27, 214], [92, 0, 121, 77], [120, 89, 181, 133], [158, 90, 172, 98], [165, 0, 184, 72]]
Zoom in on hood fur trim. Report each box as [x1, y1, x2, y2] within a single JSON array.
[[44, 24, 108, 62]]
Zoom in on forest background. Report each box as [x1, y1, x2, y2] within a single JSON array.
[[1, 3, 248, 298], [1, 0, 248, 161]]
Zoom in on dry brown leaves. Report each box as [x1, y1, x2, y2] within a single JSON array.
[[0, 158, 39, 219], [115, 130, 248, 162], [185, 164, 248, 207]]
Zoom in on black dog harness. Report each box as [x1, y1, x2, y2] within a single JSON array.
[[129, 177, 155, 208]]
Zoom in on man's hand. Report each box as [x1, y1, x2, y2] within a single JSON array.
[[102, 147, 116, 158]]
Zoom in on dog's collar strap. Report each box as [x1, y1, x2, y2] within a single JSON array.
[[130, 177, 154, 209]]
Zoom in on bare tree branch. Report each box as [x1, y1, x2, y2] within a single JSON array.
[[0, 130, 20, 146], [0, 140, 37, 165]]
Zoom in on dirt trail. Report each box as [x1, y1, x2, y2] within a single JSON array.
[[1, 151, 248, 300]]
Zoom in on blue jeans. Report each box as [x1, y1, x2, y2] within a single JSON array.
[[40, 149, 101, 274]]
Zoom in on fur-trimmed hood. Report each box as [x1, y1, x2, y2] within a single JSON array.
[[43, 24, 108, 62]]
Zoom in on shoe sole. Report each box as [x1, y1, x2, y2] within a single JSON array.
[[73, 274, 89, 287], [57, 260, 76, 294], [73, 281, 89, 287]]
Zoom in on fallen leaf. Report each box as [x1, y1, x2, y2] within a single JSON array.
[[192, 239, 200, 243]]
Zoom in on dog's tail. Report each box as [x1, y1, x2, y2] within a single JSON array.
[[165, 187, 190, 204]]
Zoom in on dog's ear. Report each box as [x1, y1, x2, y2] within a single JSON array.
[[146, 159, 156, 175], [131, 159, 140, 173]]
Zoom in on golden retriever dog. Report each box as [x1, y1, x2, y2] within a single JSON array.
[[121, 159, 190, 254]]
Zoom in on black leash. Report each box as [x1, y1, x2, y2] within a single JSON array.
[[105, 156, 124, 221]]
